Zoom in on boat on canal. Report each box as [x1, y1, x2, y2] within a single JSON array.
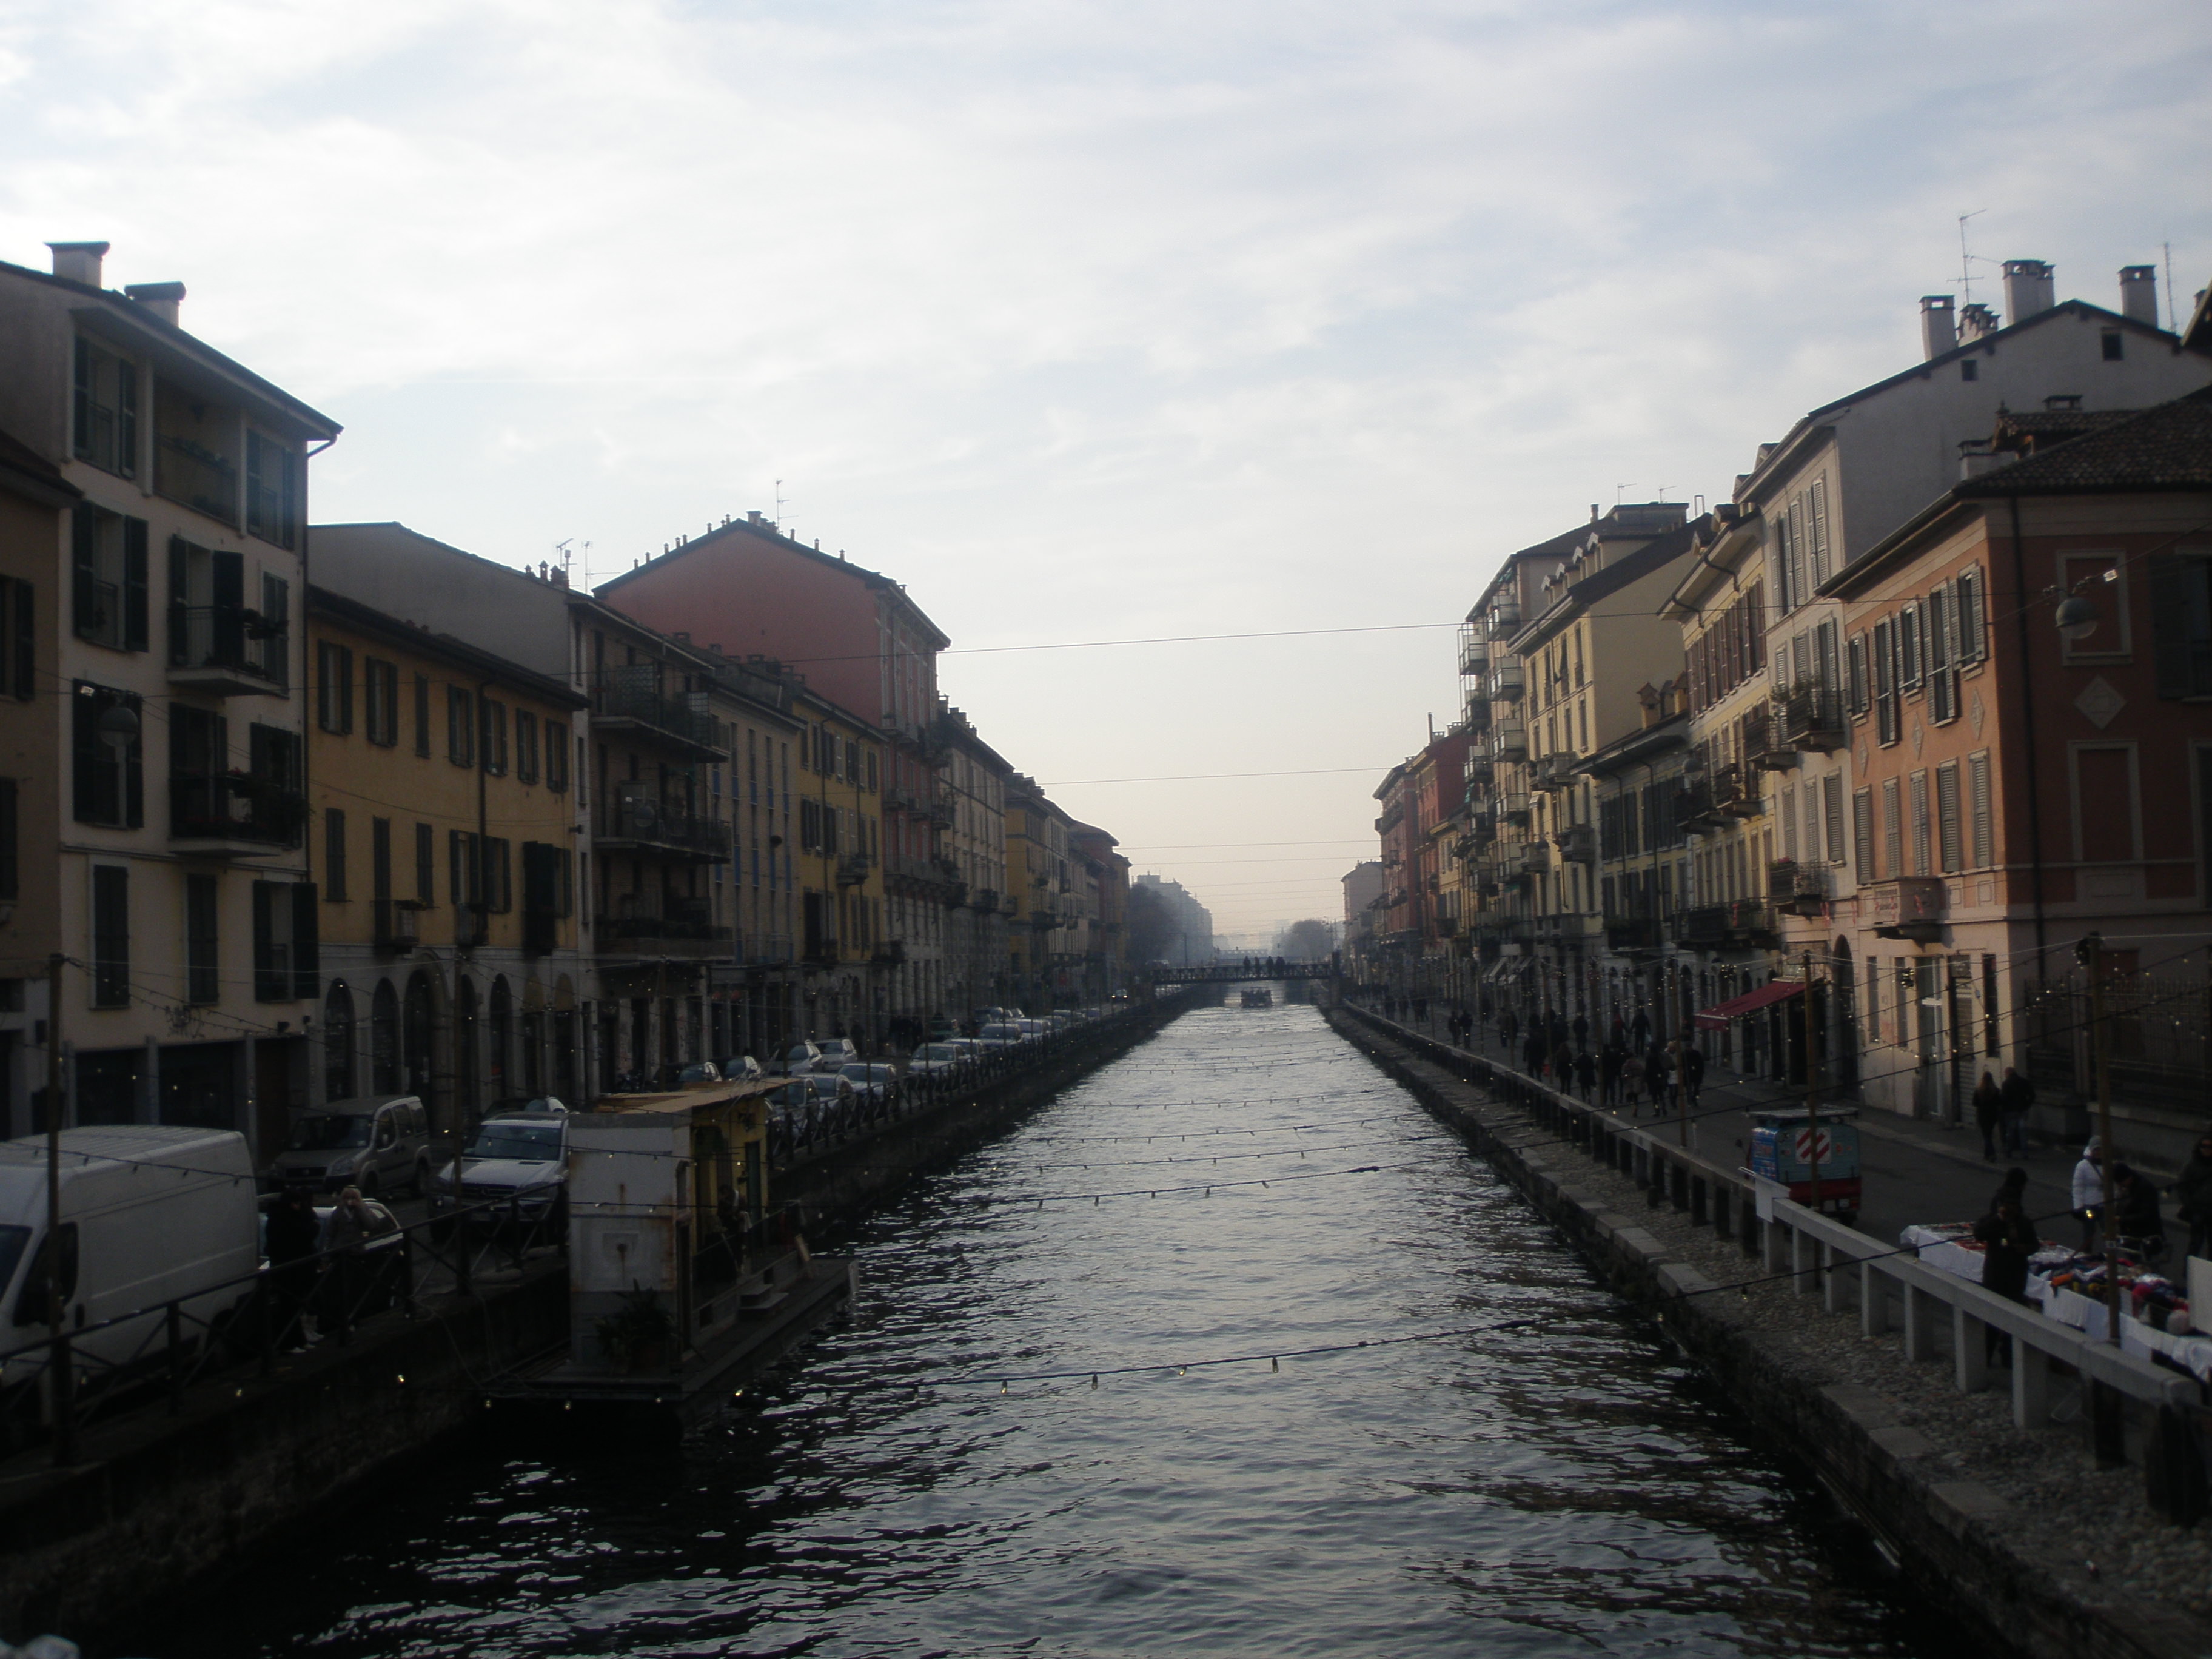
[[1240, 987, 1273, 1008], [482, 1074, 854, 1432]]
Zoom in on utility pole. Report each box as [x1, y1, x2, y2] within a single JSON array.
[[2080, 932, 2119, 1345], [45, 953, 73, 1464]]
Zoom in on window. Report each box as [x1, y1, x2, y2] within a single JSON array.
[[256, 573, 289, 688], [2102, 331, 2125, 361], [1926, 586, 1957, 724], [72, 682, 143, 828], [185, 874, 219, 1004], [168, 703, 228, 839], [515, 709, 538, 783], [1936, 761, 1962, 873], [1853, 788, 1875, 882], [546, 722, 569, 793], [316, 642, 354, 734], [1960, 358, 1978, 382], [324, 808, 347, 902], [414, 672, 432, 756], [486, 837, 512, 912], [91, 865, 128, 1008], [1969, 751, 1993, 869], [247, 723, 303, 846], [447, 686, 474, 766], [1872, 618, 1898, 745], [71, 506, 149, 651], [0, 578, 31, 700], [1899, 603, 1922, 690], [1909, 771, 1931, 876], [481, 698, 508, 776], [252, 880, 318, 1001], [1882, 779, 1902, 881], [244, 431, 298, 549], [0, 779, 14, 901], [1955, 566, 1986, 665], [1823, 774, 1845, 865], [153, 381, 239, 526], [72, 337, 138, 477], [363, 658, 398, 745], [371, 817, 392, 908], [415, 823, 435, 906], [1780, 785, 1797, 862], [1846, 634, 1868, 716], [449, 829, 479, 907], [2150, 554, 2212, 699]]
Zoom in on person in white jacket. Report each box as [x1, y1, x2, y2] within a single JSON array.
[[2071, 1137, 2105, 1253]]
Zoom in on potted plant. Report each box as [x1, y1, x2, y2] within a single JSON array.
[[594, 1284, 675, 1374]]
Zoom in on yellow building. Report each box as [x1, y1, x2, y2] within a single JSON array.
[[1004, 776, 1076, 1011], [306, 586, 588, 1138], [786, 683, 887, 1049]]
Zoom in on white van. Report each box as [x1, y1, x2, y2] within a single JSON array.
[[0, 1126, 260, 1396]]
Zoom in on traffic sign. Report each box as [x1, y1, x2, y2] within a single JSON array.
[[1794, 1127, 1833, 1165]]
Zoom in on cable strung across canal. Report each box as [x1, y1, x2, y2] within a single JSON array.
[[161, 1001, 1980, 1657]]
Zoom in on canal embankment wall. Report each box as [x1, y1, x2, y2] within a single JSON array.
[[1325, 1002, 2211, 1659], [1, 992, 1203, 1653]]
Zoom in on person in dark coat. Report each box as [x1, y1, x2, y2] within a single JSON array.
[[1600, 1044, 1623, 1107], [1972, 1071, 2003, 1162], [1523, 1031, 1546, 1074], [1631, 1007, 1651, 1048], [1973, 1194, 2040, 1366], [1550, 1039, 1574, 1086], [1574, 1049, 1597, 1101], [266, 1188, 323, 1350], [1646, 1042, 1672, 1111], [2173, 1134, 2212, 1263], [1998, 1067, 2035, 1157], [1678, 1043, 1706, 1107], [2113, 1164, 2167, 1258], [1989, 1165, 2029, 1216], [1570, 1012, 1589, 1047]]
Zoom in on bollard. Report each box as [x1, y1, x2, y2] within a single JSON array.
[[2011, 1341, 2049, 1430], [1822, 1244, 1848, 1315], [1860, 1264, 1889, 1338], [1902, 1282, 1936, 1362]]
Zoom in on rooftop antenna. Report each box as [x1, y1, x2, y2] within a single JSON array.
[[1654, 484, 1672, 502], [1615, 484, 1627, 504], [2165, 241, 2179, 333], [1956, 209, 1988, 306], [774, 478, 787, 530]]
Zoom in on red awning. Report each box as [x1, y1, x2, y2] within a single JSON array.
[[1693, 980, 1803, 1031]]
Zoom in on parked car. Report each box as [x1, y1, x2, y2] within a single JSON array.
[[0, 1127, 260, 1410], [770, 1073, 857, 1122], [814, 1037, 861, 1072], [429, 1102, 570, 1235], [976, 1022, 1027, 1048], [907, 1042, 971, 1076], [777, 1042, 823, 1076], [716, 1054, 765, 1082], [839, 1063, 898, 1107], [266, 1095, 430, 1196]]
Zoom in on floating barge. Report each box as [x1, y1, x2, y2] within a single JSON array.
[[484, 1077, 856, 1431], [1240, 988, 1273, 1008]]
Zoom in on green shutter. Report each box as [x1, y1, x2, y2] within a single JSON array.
[[2149, 554, 2189, 699], [292, 884, 320, 999], [71, 507, 97, 638], [122, 518, 149, 651]]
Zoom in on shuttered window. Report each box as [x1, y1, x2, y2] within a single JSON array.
[[316, 642, 353, 733], [71, 507, 148, 651], [325, 808, 347, 902], [91, 865, 129, 1007], [252, 880, 318, 1001], [0, 578, 34, 700], [72, 680, 143, 828], [1955, 565, 1986, 664], [1853, 787, 1875, 882], [1823, 774, 1845, 865], [1909, 771, 1931, 876], [1968, 751, 1993, 870], [1882, 779, 1902, 881], [2149, 554, 2212, 699], [186, 874, 219, 1004], [1936, 762, 1962, 873]]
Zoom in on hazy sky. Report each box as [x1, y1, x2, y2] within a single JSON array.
[[7, 1, 2208, 942]]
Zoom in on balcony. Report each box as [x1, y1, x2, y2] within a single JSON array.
[[1745, 710, 1797, 771], [168, 603, 287, 697], [373, 900, 421, 953], [1520, 843, 1553, 876], [1485, 600, 1523, 639], [1673, 780, 1721, 833], [1459, 640, 1490, 678], [836, 853, 873, 888], [1674, 900, 1778, 948], [970, 886, 1001, 912], [1490, 723, 1528, 762], [598, 898, 735, 957], [1460, 695, 1492, 732], [169, 769, 305, 856], [1554, 824, 1596, 864], [1712, 763, 1761, 819], [595, 794, 730, 861], [873, 938, 908, 967], [1499, 791, 1532, 823], [1532, 752, 1579, 793], [589, 665, 727, 757], [742, 934, 797, 967], [1869, 876, 1948, 942], [1778, 683, 1846, 752], [1768, 859, 1829, 916], [1604, 914, 1664, 951], [1487, 663, 1526, 702]]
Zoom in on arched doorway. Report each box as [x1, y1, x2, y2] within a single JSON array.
[[370, 980, 400, 1094], [403, 970, 438, 1102], [453, 975, 480, 1118], [324, 981, 357, 1102]]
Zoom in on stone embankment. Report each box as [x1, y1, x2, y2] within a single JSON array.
[[1328, 1004, 2212, 1659]]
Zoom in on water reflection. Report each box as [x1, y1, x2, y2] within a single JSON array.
[[159, 1002, 1975, 1658]]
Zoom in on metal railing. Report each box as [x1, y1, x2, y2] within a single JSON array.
[[596, 795, 729, 858], [589, 665, 725, 752], [169, 769, 306, 845], [169, 603, 283, 682]]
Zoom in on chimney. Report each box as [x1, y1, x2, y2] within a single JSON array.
[[124, 281, 185, 328], [746, 510, 765, 525], [2001, 259, 2055, 324], [1958, 302, 2000, 344], [2118, 265, 2158, 326], [1920, 295, 1957, 359], [46, 241, 109, 287]]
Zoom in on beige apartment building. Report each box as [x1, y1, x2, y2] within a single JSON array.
[[0, 243, 340, 1153]]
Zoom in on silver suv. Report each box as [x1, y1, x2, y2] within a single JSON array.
[[268, 1095, 429, 1196], [431, 1100, 569, 1233]]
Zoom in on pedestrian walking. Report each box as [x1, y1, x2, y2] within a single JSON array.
[[2174, 1134, 2212, 1263], [2072, 1137, 2105, 1253], [1570, 1012, 1589, 1047], [1998, 1067, 2034, 1156], [1523, 1031, 1546, 1075], [1550, 1039, 1574, 1086], [1631, 1006, 1651, 1049], [1679, 1043, 1704, 1107], [2114, 1164, 2168, 1262], [1647, 1042, 1672, 1111], [1600, 1044, 1623, 1107], [1972, 1194, 2040, 1366], [1574, 1050, 1597, 1101], [1621, 1052, 1645, 1113], [266, 1187, 321, 1350], [1972, 1071, 2003, 1162]]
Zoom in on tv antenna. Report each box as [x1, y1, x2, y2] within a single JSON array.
[[1957, 209, 1989, 306], [774, 478, 787, 529]]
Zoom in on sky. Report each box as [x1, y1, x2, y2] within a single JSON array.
[[5, 0, 2208, 945]]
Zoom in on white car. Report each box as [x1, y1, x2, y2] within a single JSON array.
[[814, 1038, 860, 1072], [839, 1063, 898, 1107], [907, 1042, 971, 1076], [432, 1102, 569, 1232], [777, 1042, 823, 1076], [976, 1022, 1027, 1048]]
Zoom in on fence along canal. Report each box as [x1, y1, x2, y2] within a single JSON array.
[[152, 997, 1976, 1659]]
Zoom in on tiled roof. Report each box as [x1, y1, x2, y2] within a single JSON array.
[[1988, 406, 2142, 454], [1958, 385, 2212, 495]]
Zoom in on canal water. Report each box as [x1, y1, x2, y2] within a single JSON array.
[[161, 1000, 1979, 1658]]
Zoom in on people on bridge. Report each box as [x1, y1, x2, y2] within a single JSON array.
[[1631, 1006, 1651, 1049], [266, 1187, 321, 1351], [1973, 1191, 2040, 1366], [2113, 1164, 2167, 1262], [1678, 1042, 1705, 1107], [1600, 1043, 1623, 1107], [1998, 1067, 2035, 1158], [1972, 1071, 2003, 1162], [1549, 1036, 1572, 1086], [1647, 1042, 1673, 1111], [1574, 1049, 1597, 1102], [2072, 1138, 2105, 1253], [1620, 1051, 1645, 1113], [1570, 1012, 1589, 1047]]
